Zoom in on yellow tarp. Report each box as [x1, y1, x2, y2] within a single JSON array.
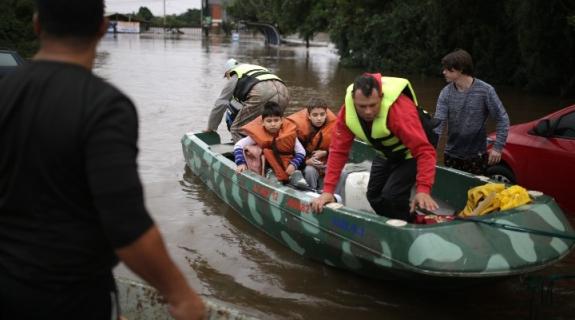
[[460, 183, 531, 217]]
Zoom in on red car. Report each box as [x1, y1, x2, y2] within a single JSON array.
[[487, 105, 575, 215]]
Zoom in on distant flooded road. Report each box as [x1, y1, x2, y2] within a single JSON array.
[[95, 31, 575, 319]]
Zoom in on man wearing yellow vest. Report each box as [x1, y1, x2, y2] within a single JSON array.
[[311, 73, 439, 221], [205, 59, 290, 142]]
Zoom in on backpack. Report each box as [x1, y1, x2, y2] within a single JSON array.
[[398, 86, 440, 147], [417, 106, 441, 147]]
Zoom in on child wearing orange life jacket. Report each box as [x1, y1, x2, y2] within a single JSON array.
[[287, 98, 337, 190], [234, 101, 308, 187]]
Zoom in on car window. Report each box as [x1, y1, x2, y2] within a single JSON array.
[[553, 111, 575, 139], [0, 53, 18, 67]]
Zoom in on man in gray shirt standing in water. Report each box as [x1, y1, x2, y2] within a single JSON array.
[[434, 49, 510, 175]]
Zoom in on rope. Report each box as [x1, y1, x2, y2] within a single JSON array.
[[417, 207, 575, 241]]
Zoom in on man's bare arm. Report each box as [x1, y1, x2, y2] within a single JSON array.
[[116, 225, 205, 320]]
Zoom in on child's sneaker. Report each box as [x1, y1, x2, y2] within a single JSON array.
[[265, 168, 279, 184], [289, 170, 309, 189]]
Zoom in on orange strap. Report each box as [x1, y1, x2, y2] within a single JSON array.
[[263, 149, 289, 182]]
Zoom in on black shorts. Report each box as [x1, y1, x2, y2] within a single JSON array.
[[444, 153, 487, 176], [0, 272, 119, 320]]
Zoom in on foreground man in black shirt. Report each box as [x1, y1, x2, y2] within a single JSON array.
[[0, 0, 204, 319]]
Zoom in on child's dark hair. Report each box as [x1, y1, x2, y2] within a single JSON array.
[[305, 97, 329, 113], [262, 101, 284, 119], [441, 49, 474, 76], [352, 75, 382, 98]]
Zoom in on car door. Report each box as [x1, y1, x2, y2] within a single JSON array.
[[0, 51, 24, 79], [524, 110, 575, 212]]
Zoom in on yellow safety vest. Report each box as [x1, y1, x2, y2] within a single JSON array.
[[230, 64, 283, 102], [344, 77, 418, 160]]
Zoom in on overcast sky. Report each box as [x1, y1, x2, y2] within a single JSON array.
[[106, 0, 201, 15]]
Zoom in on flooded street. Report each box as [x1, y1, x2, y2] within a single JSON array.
[[95, 31, 575, 319]]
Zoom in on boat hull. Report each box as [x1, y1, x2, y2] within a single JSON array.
[[182, 132, 575, 282]]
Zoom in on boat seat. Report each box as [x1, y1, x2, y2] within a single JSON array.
[[210, 143, 235, 158], [343, 170, 458, 216], [344, 171, 375, 213]]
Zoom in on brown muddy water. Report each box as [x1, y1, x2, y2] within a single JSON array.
[[95, 31, 575, 319]]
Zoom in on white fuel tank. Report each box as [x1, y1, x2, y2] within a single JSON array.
[[344, 172, 374, 213]]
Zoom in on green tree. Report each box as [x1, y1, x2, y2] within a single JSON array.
[[226, 0, 262, 23], [0, 0, 37, 58], [178, 9, 201, 27], [148, 9, 200, 28], [327, 0, 394, 67], [276, 0, 330, 47], [226, 0, 330, 46], [327, 0, 574, 97], [509, 0, 575, 95], [136, 6, 154, 21]]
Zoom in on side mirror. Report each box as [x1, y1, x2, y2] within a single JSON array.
[[532, 119, 553, 137]]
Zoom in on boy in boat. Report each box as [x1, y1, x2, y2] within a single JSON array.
[[234, 101, 308, 187], [287, 98, 337, 190]]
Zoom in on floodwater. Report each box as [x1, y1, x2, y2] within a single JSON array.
[[95, 30, 575, 320]]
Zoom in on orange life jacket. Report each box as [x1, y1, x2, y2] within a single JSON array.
[[287, 108, 337, 161], [241, 117, 298, 182]]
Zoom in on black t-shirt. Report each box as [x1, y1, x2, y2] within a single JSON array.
[[0, 61, 154, 286]]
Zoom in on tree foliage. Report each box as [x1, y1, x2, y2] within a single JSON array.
[[136, 6, 154, 21], [276, 0, 331, 46], [179, 9, 201, 27], [148, 8, 201, 28], [226, 0, 330, 46], [3, 0, 573, 96], [227, 0, 575, 97], [0, 0, 37, 58]]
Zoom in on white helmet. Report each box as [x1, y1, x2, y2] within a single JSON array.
[[224, 58, 239, 75]]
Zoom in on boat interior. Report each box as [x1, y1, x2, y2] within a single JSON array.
[[208, 142, 472, 218]]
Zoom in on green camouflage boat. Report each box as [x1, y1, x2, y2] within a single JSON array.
[[181, 131, 575, 283]]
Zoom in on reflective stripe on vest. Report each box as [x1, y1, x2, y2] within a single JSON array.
[[344, 77, 418, 160], [230, 64, 282, 102]]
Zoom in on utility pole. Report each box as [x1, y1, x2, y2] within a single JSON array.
[[201, 0, 205, 36], [163, 0, 166, 32], [202, 0, 210, 37]]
